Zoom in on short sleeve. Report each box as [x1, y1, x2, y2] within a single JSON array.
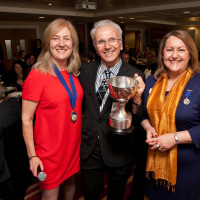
[[22, 69, 46, 101]]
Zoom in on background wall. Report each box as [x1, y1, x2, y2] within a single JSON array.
[[125, 31, 135, 49]]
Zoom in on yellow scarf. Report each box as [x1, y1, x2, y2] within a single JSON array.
[[146, 68, 193, 190]]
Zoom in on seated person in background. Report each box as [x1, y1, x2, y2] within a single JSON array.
[[11, 60, 26, 91], [88, 50, 97, 61], [18, 50, 26, 62], [24, 53, 35, 80], [121, 50, 137, 66], [0, 84, 11, 196], [121, 50, 130, 63], [0, 84, 30, 200], [143, 45, 157, 69], [87, 48, 100, 62], [144, 45, 156, 59]]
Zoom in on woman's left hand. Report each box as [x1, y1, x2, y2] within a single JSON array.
[[147, 133, 176, 152]]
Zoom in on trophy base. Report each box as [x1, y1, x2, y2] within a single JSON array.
[[106, 124, 134, 136]]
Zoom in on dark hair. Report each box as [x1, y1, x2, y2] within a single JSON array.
[[145, 45, 150, 50], [25, 53, 34, 61], [12, 60, 26, 81], [18, 50, 26, 57], [155, 30, 200, 79], [120, 50, 129, 56], [12, 60, 25, 71], [36, 38, 42, 45]]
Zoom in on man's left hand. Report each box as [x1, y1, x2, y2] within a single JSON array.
[[132, 73, 145, 103]]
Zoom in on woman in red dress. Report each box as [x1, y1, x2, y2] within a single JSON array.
[[22, 18, 83, 200]]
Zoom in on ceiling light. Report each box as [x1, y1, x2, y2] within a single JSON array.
[[49, 3, 52, 6], [39, 17, 45, 19], [119, 17, 124, 18], [130, 18, 135, 19], [121, 22, 124, 23], [183, 11, 190, 14]]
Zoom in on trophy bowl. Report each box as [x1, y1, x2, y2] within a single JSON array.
[[107, 76, 139, 135]]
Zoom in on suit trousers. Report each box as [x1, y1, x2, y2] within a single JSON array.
[[81, 141, 133, 200]]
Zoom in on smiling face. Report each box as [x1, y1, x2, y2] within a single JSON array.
[[50, 26, 73, 68], [163, 35, 190, 77], [94, 25, 123, 68], [14, 63, 23, 75]]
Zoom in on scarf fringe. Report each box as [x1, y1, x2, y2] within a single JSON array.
[[146, 171, 176, 192]]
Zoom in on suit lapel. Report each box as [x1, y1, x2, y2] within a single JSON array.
[[117, 61, 130, 76], [90, 62, 101, 116]]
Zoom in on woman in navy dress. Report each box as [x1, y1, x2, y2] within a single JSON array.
[[142, 30, 200, 200]]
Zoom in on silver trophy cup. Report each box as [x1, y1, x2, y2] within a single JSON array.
[[107, 76, 139, 135]]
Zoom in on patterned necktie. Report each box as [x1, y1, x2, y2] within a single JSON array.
[[96, 69, 111, 107]]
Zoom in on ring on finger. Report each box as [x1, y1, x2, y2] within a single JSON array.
[[155, 143, 160, 148], [158, 147, 162, 151]]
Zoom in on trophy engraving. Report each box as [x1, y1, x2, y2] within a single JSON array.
[[107, 76, 139, 135]]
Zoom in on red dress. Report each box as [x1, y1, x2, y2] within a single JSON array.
[[22, 69, 83, 190]]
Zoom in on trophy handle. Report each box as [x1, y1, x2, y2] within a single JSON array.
[[100, 78, 118, 101]]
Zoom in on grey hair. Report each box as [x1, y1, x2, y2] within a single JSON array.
[[0, 84, 6, 100], [90, 20, 123, 44]]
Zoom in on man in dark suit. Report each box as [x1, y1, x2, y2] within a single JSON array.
[[80, 20, 145, 200]]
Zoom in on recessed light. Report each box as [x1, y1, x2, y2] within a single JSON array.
[[183, 11, 190, 14], [121, 22, 124, 23], [119, 17, 124, 19], [130, 18, 135, 19], [49, 3, 52, 6], [39, 17, 45, 19]]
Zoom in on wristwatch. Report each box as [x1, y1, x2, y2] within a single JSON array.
[[133, 99, 142, 106], [174, 132, 179, 144]]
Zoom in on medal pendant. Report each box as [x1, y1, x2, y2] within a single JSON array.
[[183, 98, 190, 105], [71, 110, 77, 123]]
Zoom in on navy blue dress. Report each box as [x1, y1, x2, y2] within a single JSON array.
[[143, 74, 200, 200]]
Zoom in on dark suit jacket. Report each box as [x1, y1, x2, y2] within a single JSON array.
[[80, 60, 145, 167], [0, 98, 33, 198], [0, 98, 21, 182]]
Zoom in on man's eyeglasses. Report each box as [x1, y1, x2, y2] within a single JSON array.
[[95, 38, 121, 47]]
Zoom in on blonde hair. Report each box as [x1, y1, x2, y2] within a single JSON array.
[[155, 30, 200, 79], [33, 18, 81, 76]]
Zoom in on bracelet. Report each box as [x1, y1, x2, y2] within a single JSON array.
[[174, 132, 179, 144], [29, 155, 38, 160]]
